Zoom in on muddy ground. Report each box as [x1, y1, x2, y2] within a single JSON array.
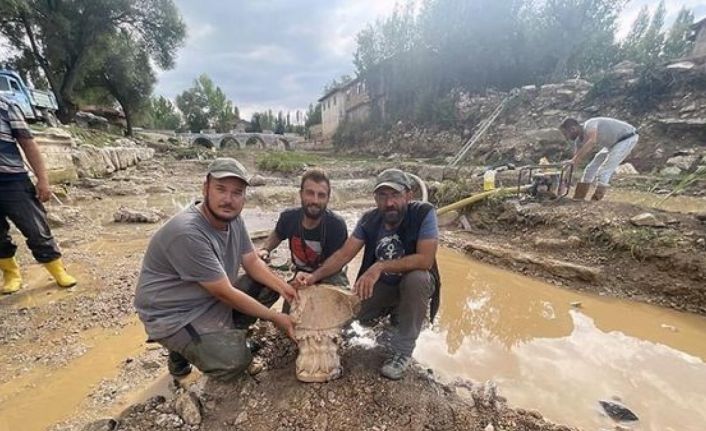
[[1, 151, 704, 431]]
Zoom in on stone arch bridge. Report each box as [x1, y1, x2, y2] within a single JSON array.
[[178, 132, 301, 151]]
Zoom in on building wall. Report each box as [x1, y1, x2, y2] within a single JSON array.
[[694, 25, 706, 57], [321, 89, 345, 140]]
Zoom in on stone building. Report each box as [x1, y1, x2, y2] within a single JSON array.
[[689, 17, 706, 58], [318, 78, 371, 140]]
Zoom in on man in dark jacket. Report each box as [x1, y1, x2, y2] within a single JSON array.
[[297, 169, 440, 380], [0, 96, 76, 294]]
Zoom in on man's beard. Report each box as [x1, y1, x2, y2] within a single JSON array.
[[302, 203, 324, 219], [382, 204, 406, 225], [204, 195, 239, 223]]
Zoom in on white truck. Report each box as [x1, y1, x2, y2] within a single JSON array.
[[0, 69, 59, 126]]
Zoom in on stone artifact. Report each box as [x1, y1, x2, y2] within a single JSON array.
[[290, 284, 360, 383], [113, 206, 164, 223]]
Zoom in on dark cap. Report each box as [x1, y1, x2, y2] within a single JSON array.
[[207, 157, 250, 185], [374, 169, 410, 192]]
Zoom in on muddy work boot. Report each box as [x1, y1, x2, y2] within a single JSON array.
[[591, 184, 609, 201], [380, 352, 412, 380], [168, 351, 192, 377], [0, 257, 23, 294], [572, 182, 591, 201], [43, 258, 77, 288]]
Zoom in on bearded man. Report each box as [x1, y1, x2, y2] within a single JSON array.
[[297, 169, 441, 380], [134, 158, 297, 380], [257, 169, 349, 287]]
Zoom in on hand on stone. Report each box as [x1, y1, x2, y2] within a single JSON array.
[[272, 312, 296, 340], [295, 272, 314, 287], [280, 282, 299, 303]]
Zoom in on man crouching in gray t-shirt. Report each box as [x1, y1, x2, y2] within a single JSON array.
[[134, 157, 298, 381]]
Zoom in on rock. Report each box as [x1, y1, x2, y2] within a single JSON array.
[[114, 138, 137, 148], [660, 166, 682, 177], [249, 174, 267, 186], [75, 111, 109, 130], [438, 210, 460, 227], [155, 413, 183, 428], [614, 163, 638, 176], [599, 400, 639, 422], [175, 391, 202, 425], [46, 213, 66, 228], [666, 155, 699, 171], [630, 213, 665, 227], [140, 359, 162, 370], [418, 165, 445, 182], [484, 424, 495, 431], [82, 418, 118, 431], [113, 206, 163, 223], [235, 411, 249, 425]]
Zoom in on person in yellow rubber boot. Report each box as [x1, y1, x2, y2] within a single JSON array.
[[0, 96, 76, 294], [559, 117, 639, 201]]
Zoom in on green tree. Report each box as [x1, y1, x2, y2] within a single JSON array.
[[247, 113, 263, 133], [92, 33, 155, 136], [176, 80, 209, 133], [175, 74, 240, 132], [304, 103, 321, 127], [0, 0, 186, 122], [274, 111, 285, 135], [145, 96, 181, 130], [663, 7, 694, 60], [622, 1, 666, 65]]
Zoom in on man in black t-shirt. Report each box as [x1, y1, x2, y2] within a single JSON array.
[[258, 169, 348, 286]]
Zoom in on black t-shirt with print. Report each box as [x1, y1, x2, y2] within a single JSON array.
[[274, 208, 348, 272]]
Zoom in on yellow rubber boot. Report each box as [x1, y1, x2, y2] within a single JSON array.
[[0, 257, 23, 294], [43, 258, 77, 288]]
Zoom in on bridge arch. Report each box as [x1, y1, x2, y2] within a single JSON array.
[[245, 136, 266, 149], [219, 135, 244, 150], [193, 136, 215, 148]]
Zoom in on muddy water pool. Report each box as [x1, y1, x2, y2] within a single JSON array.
[[414, 248, 706, 431]]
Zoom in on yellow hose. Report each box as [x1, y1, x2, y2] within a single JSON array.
[[437, 186, 528, 215]]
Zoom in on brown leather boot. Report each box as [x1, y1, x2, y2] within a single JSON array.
[[591, 185, 609, 201], [572, 182, 591, 201]]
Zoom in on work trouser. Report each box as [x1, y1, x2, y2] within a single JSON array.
[[0, 178, 61, 263], [581, 135, 639, 187], [158, 274, 280, 381], [357, 270, 435, 357]]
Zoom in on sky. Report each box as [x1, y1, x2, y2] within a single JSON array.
[[147, 1, 704, 120]]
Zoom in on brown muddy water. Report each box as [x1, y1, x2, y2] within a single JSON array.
[[609, 189, 706, 214], [414, 248, 706, 431]]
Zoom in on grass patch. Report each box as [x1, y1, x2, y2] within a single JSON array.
[[64, 125, 122, 148], [600, 225, 681, 260], [256, 151, 325, 173]]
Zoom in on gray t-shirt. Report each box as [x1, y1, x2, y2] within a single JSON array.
[[582, 117, 636, 150], [134, 204, 253, 340]]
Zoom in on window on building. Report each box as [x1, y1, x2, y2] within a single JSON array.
[[333, 96, 336, 105]]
